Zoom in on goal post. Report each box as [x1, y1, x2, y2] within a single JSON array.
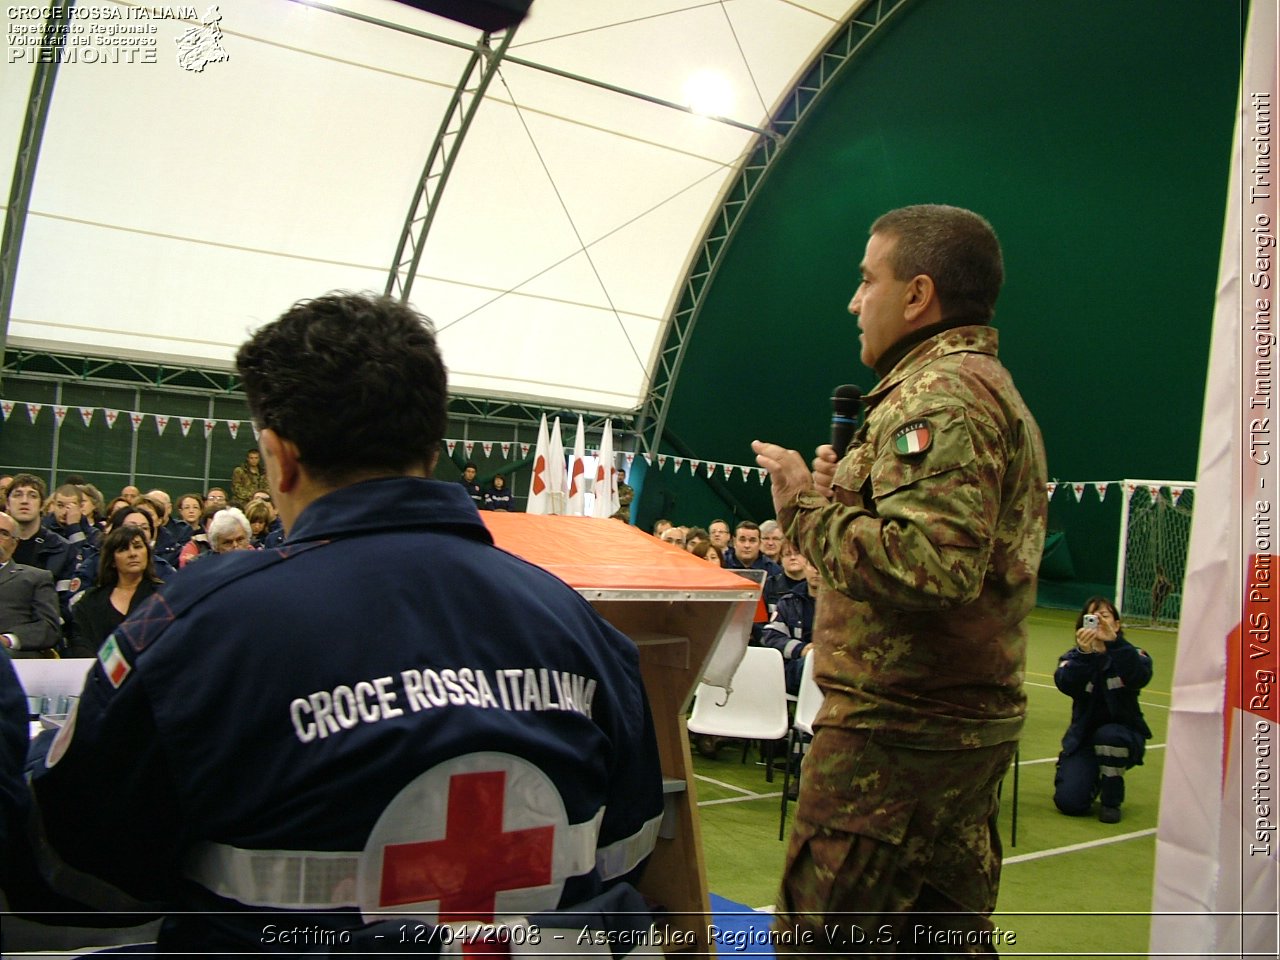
[[1114, 479, 1196, 628]]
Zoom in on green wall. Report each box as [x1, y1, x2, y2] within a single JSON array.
[[648, 0, 1242, 593]]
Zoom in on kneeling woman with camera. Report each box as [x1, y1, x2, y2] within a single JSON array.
[[1053, 596, 1153, 824]]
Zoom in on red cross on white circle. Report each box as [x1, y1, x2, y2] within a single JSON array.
[[357, 752, 569, 927]]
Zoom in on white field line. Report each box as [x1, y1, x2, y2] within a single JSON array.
[[1024, 678, 1170, 709], [1003, 828, 1158, 864]]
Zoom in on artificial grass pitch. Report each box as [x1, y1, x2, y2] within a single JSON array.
[[690, 606, 1174, 957]]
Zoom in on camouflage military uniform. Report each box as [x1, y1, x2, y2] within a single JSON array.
[[775, 324, 1047, 954]]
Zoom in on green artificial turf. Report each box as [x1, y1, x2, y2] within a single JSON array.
[[689, 607, 1177, 957]]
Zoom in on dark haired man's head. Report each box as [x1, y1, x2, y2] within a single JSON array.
[[868, 204, 1004, 323], [236, 292, 447, 486]]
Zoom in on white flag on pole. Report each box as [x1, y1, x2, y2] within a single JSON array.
[[1151, 6, 1279, 955], [547, 416, 567, 516], [567, 416, 587, 516], [591, 420, 618, 519], [526, 414, 552, 515]]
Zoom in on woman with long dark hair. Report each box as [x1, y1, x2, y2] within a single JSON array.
[[67, 524, 164, 658]]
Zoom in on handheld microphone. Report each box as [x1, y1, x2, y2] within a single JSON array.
[[830, 384, 863, 457]]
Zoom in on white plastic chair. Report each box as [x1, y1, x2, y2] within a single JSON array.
[[687, 646, 789, 777], [778, 652, 823, 839]]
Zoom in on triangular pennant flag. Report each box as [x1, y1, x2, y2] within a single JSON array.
[[26, 402, 42, 423], [155, 415, 170, 436], [706, 461, 715, 478], [464, 440, 475, 458], [446, 440, 457, 457], [104, 409, 119, 429], [203, 419, 216, 439], [519, 442, 530, 458], [501, 441, 511, 459], [129, 412, 145, 432], [482, 441, 493, 458], [1171, 485, 1185, 502], [78, 406, 93, 427], [689, 458, 701, 473], [758, 467, 767, 484], [723, 463, 733, 481], [2, 400, 15, 421], [1072, 482, 1085, 502], [658, 455, 668, 470], [228, 420, 240, 440], [674, 457, 684, 472], [1046, 481, 1057, 498], [53, 406, 68, 427], [1148, 484, 1162, 502], [251, 424, 261, 442], [1093, 482, 1109, 500], [180, 417, 193, 437], [624, 453, 634, 467]]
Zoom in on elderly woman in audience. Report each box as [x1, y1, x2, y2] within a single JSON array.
[[759, 519, 785, 565], [209, 507, 254, 554], [67, 524, 164, 658]]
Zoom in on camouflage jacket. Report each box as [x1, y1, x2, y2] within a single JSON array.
[[780, 325, 1047, 749]]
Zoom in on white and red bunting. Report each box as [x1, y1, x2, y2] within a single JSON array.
[[227, 420, 240, 440], [722, 463, 733, 481], [78, 406, 93, 428], [1046, 481, 1057, 498], [180, 417, 193, 437], [482, 441, 493, 458], [1072, 482, 1085, 502], [53, 406, 68, 427], [758, 468, 767, 484], [705, 461, 715, 479], [1124, 482, 1138, 497], [155, 415, 170, 436], [251, 424, 261, 442], [657, 455, 667, 470], [1171, 485, 1186, 503], [689, 459, 701, 473], [501, 442, 511, 459], [1148, 484, 1162, 502], [104, 409, 120, 429], [624, 453, 634, 468], [520, 442, 530, 458], [1093, 482, 1109, 500], [26, 402, 41, 423], [446, 440, 457, 457], [464, 440, 474, 458], [674, 457, 684, 473], [129, 412, 145, 432], [203, 419, 216, 440], [2, 400, 15, 421]]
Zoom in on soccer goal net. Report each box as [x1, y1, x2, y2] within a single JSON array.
[[1115, 479, 1196, 628]]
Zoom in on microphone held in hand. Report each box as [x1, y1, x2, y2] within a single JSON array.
[[830, 384, 864, 457]]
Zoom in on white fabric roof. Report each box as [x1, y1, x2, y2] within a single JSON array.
[[2, 0, 856, 411]]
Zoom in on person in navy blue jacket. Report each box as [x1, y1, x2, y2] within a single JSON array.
[[483, 473, 514, 511], [760, 553, 820, 695], [8, 292, 664, 952], [1053, 596, 1153, 824]]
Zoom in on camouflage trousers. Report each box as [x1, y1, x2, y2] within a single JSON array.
[[774, 727, 1019, 957]]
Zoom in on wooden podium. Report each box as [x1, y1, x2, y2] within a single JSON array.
[[483, 513, 759, 952]]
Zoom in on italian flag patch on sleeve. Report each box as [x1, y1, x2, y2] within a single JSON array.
[[893, 420, 932, 455], [98, 634, 132, 688]]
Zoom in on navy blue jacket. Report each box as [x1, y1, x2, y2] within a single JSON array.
[[760, 581, 815, 694], [1054, 631, 1153, 759], [17, 477, 663, 951]]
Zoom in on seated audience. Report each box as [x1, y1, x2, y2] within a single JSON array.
[[173, 493, 204, 539], [67, 524, 164, 659], [763, 539, 808, 616], [759, 519, 785, 565], [1053, 597, 1153, 824], [177, 506, 220, 567], [723, 520, 781, 576], [244, 500, 284, 549], [77, 484, 105, 531], [0, 511, 60, 658], [5, 475, 77, 639], [483, 473, 513, 511], [659, 526, 687, 548], [458, 462, 484, 509], [685, 527, 709, 551], [205, 488, 228, 510], [42, 483, 101, 553]]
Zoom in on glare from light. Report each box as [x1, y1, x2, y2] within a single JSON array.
[[683, 70, 733, 117]]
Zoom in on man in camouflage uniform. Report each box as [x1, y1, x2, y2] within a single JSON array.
[[754, 205, 1047, 955]]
